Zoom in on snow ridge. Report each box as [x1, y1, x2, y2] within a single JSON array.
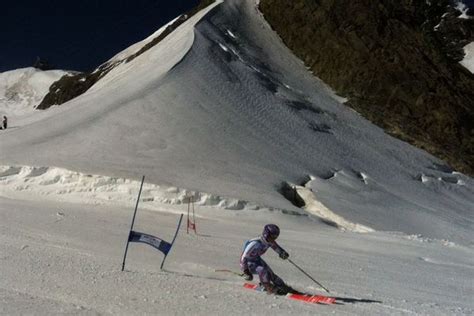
[[0, 165, 272, 213]]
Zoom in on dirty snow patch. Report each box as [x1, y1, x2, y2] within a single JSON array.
[[292, 184, 374, 233]]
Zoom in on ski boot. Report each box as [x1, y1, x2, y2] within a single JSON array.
[[261, 282, 276, 294]]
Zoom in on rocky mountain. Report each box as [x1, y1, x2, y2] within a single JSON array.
[[36, 0, 214, 110], [259, 0, 474, 175]]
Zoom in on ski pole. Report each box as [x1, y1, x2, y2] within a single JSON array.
[[288, 258, 330, 293]]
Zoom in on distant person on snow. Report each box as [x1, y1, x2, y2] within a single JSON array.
[[1, 116, 7, 130], [240, 224, 290, 294]]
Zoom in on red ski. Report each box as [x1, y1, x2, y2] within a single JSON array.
[[287, 292, 336, 304], [243, 283, 336, 305]]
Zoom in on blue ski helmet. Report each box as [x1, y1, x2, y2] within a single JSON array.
[[262, 224, 280, 242]]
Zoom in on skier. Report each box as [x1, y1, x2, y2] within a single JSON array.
[[240, 224, 290, 294], [1, 116, 6, 130]]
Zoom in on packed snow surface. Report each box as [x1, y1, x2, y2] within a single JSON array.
[[1, 195, 473, 315], [1, 0, 473, 314]]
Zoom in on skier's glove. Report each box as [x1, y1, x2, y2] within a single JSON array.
[[243, 268, 253, 281], [279, 250, 289, 260]]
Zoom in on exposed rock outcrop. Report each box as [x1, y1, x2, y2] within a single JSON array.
[[260, 0, 474, 175]]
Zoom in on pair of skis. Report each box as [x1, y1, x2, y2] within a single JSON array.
[[216, 268, 335, 305], [243, 283, 336, 305]]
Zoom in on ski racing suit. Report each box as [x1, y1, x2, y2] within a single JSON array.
[[240, 237, 286, 287]]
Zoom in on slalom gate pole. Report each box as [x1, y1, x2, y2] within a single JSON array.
[[192, 195, 197, 234], [121, 175, 145, 271], [288, 258, 330, 293], [187, 197, 190, 234], [160, 214, 184, 270]]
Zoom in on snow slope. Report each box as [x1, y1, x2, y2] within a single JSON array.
[[0, 0, 473, 314], [2, 0, 472, 245]]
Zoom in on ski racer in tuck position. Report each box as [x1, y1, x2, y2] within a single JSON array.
[[240, 224, 290, 294]]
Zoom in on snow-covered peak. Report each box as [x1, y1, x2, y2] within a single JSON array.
[[455, 1, 472, 18], [0, 67, 69, 118], [460, 42, 474, 72]]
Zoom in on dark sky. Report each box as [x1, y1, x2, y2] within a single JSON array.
[[1, 1, 473, 73], [0, 0, 199, 72]]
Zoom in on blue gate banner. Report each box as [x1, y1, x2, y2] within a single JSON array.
[[129, 231, 172, 255]]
